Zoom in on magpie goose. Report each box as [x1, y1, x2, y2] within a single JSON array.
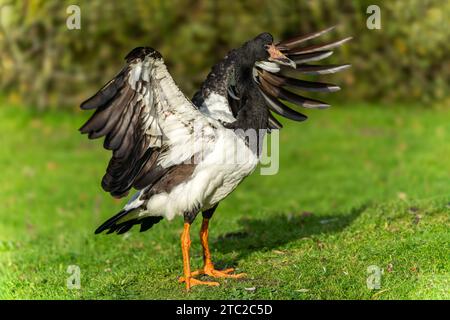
[[79, 26, 350, 290]]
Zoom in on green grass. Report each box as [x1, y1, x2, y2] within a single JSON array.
[[0, 103, 449, 300]]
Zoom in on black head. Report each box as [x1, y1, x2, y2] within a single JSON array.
[[240, 33, 296, 68], [243, 33, 274, 62]]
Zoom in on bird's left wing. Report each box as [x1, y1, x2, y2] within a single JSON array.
[[252, 26, 351, 130], [79, 47, 214, 198]]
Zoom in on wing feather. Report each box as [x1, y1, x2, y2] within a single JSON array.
[[287, 37, 352, 55], [80, 69, 128, 110], [253, 27, 351, 125]]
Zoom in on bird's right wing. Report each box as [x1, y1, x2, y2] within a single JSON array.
[[80, 47, 215, 198]]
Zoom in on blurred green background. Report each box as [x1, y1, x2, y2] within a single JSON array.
[[0, 0, 449, 300], [0, 0, 449, 109]]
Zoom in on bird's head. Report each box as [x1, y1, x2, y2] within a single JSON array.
[[248, 32, 296, 69]]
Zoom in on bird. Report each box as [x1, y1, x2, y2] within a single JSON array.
[[79, 26, 351, 290]]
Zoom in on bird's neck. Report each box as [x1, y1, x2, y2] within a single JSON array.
[[194, 47, 269, 133], [231, 54, 270, 133], [228, 88, 269, 132]]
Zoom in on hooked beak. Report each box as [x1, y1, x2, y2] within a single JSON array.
[[266, 44, 296, 69]]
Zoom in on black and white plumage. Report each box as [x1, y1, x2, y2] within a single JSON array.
[[80, 46, 262, 235], [80, 26, 350, 289]]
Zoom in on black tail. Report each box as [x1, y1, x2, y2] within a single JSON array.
[[95, 209, 163, 235]]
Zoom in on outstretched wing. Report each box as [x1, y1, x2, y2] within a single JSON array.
[[252, 26, 351, 129], [80, 47, 213, 198]]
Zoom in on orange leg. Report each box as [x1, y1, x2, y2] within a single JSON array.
[[180, 222, 219, 291], [179, 219, 246, 284]]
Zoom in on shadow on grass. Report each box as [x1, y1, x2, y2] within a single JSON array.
[[211, 203, 369, 265]]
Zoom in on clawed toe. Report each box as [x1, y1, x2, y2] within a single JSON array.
[[178, 269, 204, 283], [179, 267, 246, 286], [206, 267, 246, 279], [180, 277, 220, 290]]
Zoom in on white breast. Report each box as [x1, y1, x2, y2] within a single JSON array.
[[199, 92, 236, 123], [138, 127, 258, 220]]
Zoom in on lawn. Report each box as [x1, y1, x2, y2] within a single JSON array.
[[0, 103, 448, 299]]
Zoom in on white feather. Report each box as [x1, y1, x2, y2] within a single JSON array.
[[255, 61, 280, 73]]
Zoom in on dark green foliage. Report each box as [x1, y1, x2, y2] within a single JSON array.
[[0, 0, 449, 109]]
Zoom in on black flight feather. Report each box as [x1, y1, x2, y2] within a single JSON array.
[[276, 25, 336, 50], [95, 207, 163, 235], [95, 209, 131, 234], [259, 77, 329, 109], [287, 37, 352, 55], [260, 71, 340, 93], [80, 69, 127, 110], [268, 113, 283, 129], [292, 64, 351, 75], [289, 50, 334, 64], [258, 87, 308, 122]]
